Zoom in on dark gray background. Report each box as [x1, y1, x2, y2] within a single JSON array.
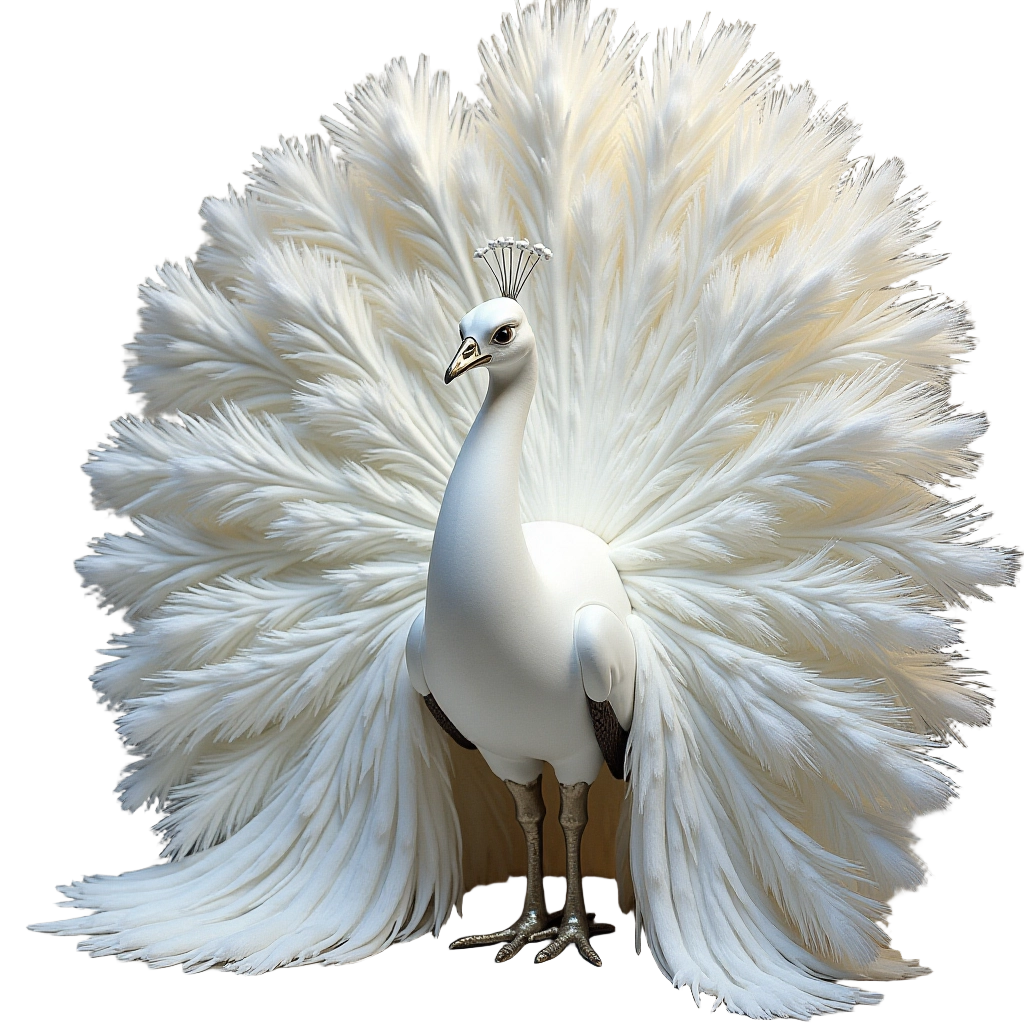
[[0, 4, 1019, 1019]]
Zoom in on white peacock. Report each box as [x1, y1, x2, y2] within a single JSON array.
[[33, 3, 1015, 1019]]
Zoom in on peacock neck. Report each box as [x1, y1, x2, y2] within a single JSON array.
[[430, 352, 539, 602]]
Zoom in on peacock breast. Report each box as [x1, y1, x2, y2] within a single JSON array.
[[421, 520, 630, 761]]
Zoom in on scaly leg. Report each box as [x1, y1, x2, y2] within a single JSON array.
[[449, 775, 558, 962], [534, 780, 614, 967]]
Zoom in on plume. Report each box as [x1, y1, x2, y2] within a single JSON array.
[[34, 3, 1015, 1016]]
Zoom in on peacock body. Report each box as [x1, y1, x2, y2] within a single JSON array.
[[34, 3, 1016, 1018]]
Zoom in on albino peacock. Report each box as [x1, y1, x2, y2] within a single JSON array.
[[34, 3, 1016, 1018]]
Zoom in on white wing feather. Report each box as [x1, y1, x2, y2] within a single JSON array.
[[36, 2, 1015, 1016]]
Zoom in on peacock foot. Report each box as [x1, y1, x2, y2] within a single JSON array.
[[534, 909, 614, 967], [450, 907, 560, 962]]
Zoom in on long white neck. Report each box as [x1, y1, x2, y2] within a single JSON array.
[[428, 353, 539, 609]]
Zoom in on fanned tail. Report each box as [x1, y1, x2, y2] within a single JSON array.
[[33, 645, 460, 971], [35, 4, 1015, 1016], [37, 26, 501, 972], [484, 2, 1014, 1016], [628, 616, 911, 1018]]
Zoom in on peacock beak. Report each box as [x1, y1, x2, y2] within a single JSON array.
[[444, 338, 491, 384]]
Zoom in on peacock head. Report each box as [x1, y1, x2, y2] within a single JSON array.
[[445, 297, 536, 384], [444, 237, 551, 385]]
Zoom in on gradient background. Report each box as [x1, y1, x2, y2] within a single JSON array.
[[0, 2, 1019, 1024]]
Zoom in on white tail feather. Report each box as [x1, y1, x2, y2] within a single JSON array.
[[38, 2, 1014, 1016]]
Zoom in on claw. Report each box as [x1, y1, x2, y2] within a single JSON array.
[[580, 943, 602, 967]]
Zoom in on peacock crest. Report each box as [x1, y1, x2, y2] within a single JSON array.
[[34, 2, 1015, 1018], [474, 237, 552, 299]]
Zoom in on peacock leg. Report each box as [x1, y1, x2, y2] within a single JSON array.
[[534, 781, 614, 967], [449, 775, 558, 962]]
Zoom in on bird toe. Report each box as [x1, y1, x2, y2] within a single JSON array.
[[449, 928, 513, 951], [493, 937, 524, 962], [534, 937, 567, 963], [533, 913, 610, 966]]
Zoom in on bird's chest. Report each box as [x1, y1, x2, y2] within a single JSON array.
[[424, 559, 576, 698], [423, 618, 582, 762], [422, 528, 582, 753]]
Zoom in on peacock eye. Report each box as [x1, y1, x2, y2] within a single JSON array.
[[492, 324, 516, 346]]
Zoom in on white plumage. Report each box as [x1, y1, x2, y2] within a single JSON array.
[[33, 2, 1016, 1017]]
